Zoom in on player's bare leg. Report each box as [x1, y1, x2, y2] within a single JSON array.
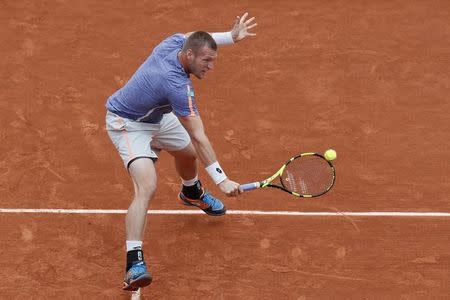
[[168, 143, 198, 181], [168, 143, 226, 216], [123, 158, 155, 291], [127, 158, 157, 240]]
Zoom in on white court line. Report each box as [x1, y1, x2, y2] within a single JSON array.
[[0, 208, 449, 217]]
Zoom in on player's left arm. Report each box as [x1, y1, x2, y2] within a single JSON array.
[[184, 12, 257, 44]]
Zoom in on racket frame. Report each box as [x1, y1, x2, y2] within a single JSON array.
[[240, 152, 336, 198]]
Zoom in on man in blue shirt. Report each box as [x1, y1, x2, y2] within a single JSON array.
[[105, 13, 257, 291]]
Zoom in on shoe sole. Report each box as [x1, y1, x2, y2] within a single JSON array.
[[179, 194, 226, 216], [123, 273, 152, 291]]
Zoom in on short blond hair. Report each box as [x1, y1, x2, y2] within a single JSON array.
[[182, 31, 217, 54]]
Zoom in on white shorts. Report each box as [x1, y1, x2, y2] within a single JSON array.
[[106, 110, 191, 168]]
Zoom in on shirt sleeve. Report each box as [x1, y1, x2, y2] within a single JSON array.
[[167, 82, 199, 118], [152, 34, 186, 58]]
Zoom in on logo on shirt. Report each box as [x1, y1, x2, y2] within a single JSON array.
[[216, 168, 223, 174], [187, 89, 195, 98], [186, 85, 197, 117]]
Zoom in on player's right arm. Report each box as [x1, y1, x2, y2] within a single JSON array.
[[178, 114, 241, 197]]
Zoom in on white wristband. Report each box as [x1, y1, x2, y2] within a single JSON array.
[[211, 32, 234, 45], [205, 161, 227, 184]]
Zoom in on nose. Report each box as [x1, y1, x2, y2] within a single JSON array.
[[207, 61, 214, 70]]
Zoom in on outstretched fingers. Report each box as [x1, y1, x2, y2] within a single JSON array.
[[239, 12, 249, 24], [244, 16, 256, 25], [246, 22, 258, 31], [231, 12, 257, 42]]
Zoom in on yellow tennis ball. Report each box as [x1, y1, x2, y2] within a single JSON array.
[[324, 149, 337, 161]]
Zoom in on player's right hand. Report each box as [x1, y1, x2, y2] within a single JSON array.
[[218, 179, 241, 197]]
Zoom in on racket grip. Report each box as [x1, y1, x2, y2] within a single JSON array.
[[239, 182, 261, 192]]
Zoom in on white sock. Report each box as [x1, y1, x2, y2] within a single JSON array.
[[181, 175, 198, 186], [126, 240, 143, 252]]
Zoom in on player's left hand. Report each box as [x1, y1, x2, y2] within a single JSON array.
[[231, 12, 257, 42]]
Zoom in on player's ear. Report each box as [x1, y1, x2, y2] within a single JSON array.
[[186, 48, 195, 60]]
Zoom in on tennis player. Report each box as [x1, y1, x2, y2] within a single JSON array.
[[105, 13, 257, 291]]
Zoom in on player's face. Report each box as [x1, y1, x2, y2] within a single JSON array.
[[188, 46, 217, 79]]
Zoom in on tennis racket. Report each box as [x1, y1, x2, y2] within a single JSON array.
[[240, 152, 336, 197]]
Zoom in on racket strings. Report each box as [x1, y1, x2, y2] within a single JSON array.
[[281, 156, 334, 196]]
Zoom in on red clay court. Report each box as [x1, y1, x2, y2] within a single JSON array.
[[1, 1, 449, 299]]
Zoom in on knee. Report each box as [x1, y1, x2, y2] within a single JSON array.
[[183, 153, 197, 162], [178, 144, 198, 161], [135, 180, 157, 201]]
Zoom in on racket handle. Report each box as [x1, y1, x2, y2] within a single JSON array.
[[240, 182, 261, 192]]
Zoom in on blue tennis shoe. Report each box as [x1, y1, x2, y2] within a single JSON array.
[[123, 261, 152, 291], [179, 190, 226, 216]]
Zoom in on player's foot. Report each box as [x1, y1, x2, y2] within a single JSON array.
[[179, 190, 226, 216], [123, 261, 152, 291]]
